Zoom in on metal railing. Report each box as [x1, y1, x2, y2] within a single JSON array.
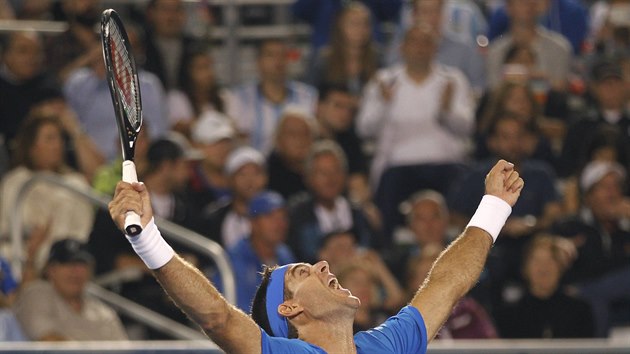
[[86, 283, 208, 340], [7, 173, 237, 337], [0, 337, 629, 353]]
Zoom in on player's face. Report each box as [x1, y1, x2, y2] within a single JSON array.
[[285, 261, 360, 317]]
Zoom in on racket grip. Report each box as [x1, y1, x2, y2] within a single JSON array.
[[122, 160, 143, 236]]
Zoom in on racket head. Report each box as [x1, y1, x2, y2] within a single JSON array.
[[101, 9, 143, 161]]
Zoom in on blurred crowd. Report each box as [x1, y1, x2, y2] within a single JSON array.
[[0, 0, 629, 342]]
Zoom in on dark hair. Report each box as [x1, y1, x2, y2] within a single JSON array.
[[146, 138, 184, 174], [251, 265, 299, 339], [12, 114, 66, 171], [317, 82, 353, 102], [486, 110, 536, 138], [478, 81, 541, 134], [181, 47, 225, 115], [323, 3, 378, 86], [251, 265, 275, 334]]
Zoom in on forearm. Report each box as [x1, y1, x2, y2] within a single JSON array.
[[153, 255, 232, 332], [127, 219, 261, 353], [411, 194, 512, 339], [411, 227, 492, 339]]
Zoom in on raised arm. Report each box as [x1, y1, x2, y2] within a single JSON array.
[[410, 160, 523, 340], [108, 182, 262, 354]]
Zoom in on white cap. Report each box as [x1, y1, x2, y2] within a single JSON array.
[[191, 111, 235, 145], [225, 146, 265, 175], [580, 161, 626, 192]]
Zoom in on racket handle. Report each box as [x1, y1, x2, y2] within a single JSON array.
[[122, 160, 143, 236]]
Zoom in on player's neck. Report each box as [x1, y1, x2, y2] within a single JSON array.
[[298, 319, 357, 354]]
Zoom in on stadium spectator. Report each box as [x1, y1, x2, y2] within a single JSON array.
[[13, 239, 128, 341], [0, 31, 61, 149], [187, 112, 236, 211], [552, 161, 630, 336], [143, 0, 204, 90], [487, 0, 588, 54], [292, 0, 402, 60], [167, 48, 226, 139], [267, 107, 317, 200], [310, 2, 381, 95], [198, 146, 267, 249], [44, 0, 101, 83], [560, 59, 630, 178], [358, 24, 474, 242], [0, 115, 95, 271], [225, 39, 317, 155], [486, 0, 572, 90], [315, 83, 375, 221], [220, 191, 295, 312], [494, 235, 595, 338], [387, 0, 487, 94], [63, 26, 168, 163], [288, 141, 378, 263]]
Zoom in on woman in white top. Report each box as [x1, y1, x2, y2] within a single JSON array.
[[0, 113, 94, 270]]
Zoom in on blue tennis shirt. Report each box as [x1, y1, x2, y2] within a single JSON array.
[[261, 305, 428, 354]]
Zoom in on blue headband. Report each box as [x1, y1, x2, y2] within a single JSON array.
[[266, 265, 290, 337]]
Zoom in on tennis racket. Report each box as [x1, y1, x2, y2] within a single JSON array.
[[101, 9, 143, 236]]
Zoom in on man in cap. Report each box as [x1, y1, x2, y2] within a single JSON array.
[[217, 191, 295, 312], [199, 146, 268, 249], [552, 160, 630, 336], [188, 112, 235, 211], [560, 59, 630, 177], [13, 239, 127, 341], [109, 159, 522, 352]]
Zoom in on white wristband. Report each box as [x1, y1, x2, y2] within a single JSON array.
[[466, 195, 512, 243], [125, 217, 175, 269]]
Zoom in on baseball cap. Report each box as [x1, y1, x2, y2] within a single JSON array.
[[580, 161, 626, 192], [191, 111, 235, 145], [590, 60, 623, 82], [225, 146, 265, 175], [248, 191, 285, 217], [47, 239, 94, 265]]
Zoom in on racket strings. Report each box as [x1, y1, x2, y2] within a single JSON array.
[[109, 23, 141, 129]]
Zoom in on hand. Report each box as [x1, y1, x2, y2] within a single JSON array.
[[109, 182, 153, 233], [485, 159, 524, 207], [553, 237, 578, 270]]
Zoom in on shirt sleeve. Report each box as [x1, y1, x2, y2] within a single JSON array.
[[354, 306, 428, 354], [260, 328, 327, 354]]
